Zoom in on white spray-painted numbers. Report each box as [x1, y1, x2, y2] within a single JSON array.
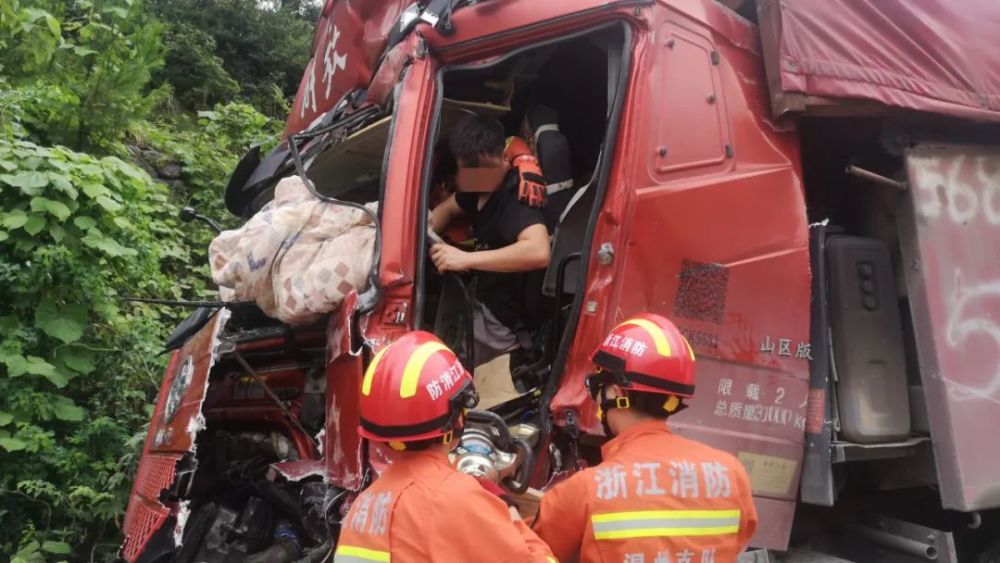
[[911, 154, 1000, 226], [909, 151, 1000, 405], [945, 271, 1000, 404]]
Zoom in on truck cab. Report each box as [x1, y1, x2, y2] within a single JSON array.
[[121, 1, 1000, 561]]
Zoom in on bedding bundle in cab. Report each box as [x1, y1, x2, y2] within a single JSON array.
[[121, 0, 1000, 562]]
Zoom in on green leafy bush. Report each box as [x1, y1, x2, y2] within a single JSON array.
[[150, 0, 315, 116], [0, 1, 304, 559], [0, 138, 194, 559], [133, 102, 282, 297], [157, 22, 239, 111], [2, 0, 165, 152]]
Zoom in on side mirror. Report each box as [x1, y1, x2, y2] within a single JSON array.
[[179, 206, 198, 223], [178, 206, 223, 234]]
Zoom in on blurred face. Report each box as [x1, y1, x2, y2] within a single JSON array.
[[454, 153, 508, 193]]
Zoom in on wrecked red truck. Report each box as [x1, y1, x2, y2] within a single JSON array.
[[120, 1, 1000, 561]]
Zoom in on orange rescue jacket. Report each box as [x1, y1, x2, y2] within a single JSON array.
[[532, 419, 758, 563], [334, 449, 556, 563]]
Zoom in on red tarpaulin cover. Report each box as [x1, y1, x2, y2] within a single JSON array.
[[773, 0, 1000, 122]]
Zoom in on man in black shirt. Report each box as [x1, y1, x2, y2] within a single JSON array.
[[429, 115, 550, 366]]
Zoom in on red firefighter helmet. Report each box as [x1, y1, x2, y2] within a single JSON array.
[[587, 314, 696, 400], [358, 331, 478, 442]]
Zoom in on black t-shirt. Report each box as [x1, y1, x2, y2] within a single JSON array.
[[455, 171, 548, 331]]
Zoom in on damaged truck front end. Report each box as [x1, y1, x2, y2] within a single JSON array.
[[120, 4, 430, 556], [121, 299, 352, 562]]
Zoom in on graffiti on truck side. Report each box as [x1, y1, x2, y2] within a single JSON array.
[[946, 272, 1000, 404], [912, 154, 1000, 226], [910, 150, 1000, 405]]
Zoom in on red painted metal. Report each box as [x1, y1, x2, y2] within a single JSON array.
[[271, 459, 325, 481], [120, 496, 172, 562], [362, 35, 439, 353], [902, 145, 1000, 511], [307, 0, 807, 550], [124, 0, 1000, 559], [232, 330, 325, 353], [325, 291, 365, 490], [509, 1, 804, 548], [766, 0, 1000, 122], [284, 0, 411, 137], [423, 0, 641, 61], [121, 313, 228, 559], [148, 311, 229, 454]]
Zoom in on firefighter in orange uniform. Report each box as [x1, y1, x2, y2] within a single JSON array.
[[532, 314, 758, 563], [333, 331, 557, 563]]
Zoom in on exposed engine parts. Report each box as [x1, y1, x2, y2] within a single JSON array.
[[172, 428, 343, 563]]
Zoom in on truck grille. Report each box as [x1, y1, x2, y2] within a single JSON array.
[[121, 452, 182, 561]]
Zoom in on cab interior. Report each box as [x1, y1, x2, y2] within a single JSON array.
[[416, 24, 630, 425]]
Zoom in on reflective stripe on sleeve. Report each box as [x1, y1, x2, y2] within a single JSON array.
[[591, 509, 740, 540], [334, 545, 391, 562]]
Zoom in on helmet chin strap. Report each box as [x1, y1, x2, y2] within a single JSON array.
[[384, 410, 467, 452], [597, 386, 631, 437]]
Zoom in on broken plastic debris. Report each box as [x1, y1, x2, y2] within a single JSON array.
[[315, 428, 326, 456], [186, 413, 207, 437], [271, 460, 325, 481], [173, 500, 191, 547]]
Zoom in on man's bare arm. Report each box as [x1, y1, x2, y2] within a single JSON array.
[[431, 223, 549, 274], [429, 194, 465, 234]]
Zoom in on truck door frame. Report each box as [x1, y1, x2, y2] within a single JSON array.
[[409, 19, 635, 427]]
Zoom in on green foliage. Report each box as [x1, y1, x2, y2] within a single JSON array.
[[134, 102, 281, 296], [137, 102, 280, 216], [0, 139, 197, 558], [0, 1, 306, 559], [1, 0, 166, 152], [0, 79, 32, 140], [156, 22, 239, 110], [0, 2, 62, 74], [150, 0, 315, 116]]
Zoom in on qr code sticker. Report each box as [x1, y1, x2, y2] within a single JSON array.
[[674, 259, 729, 324]]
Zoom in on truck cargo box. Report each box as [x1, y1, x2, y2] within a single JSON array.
[[755, 0, 1000, 122]]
